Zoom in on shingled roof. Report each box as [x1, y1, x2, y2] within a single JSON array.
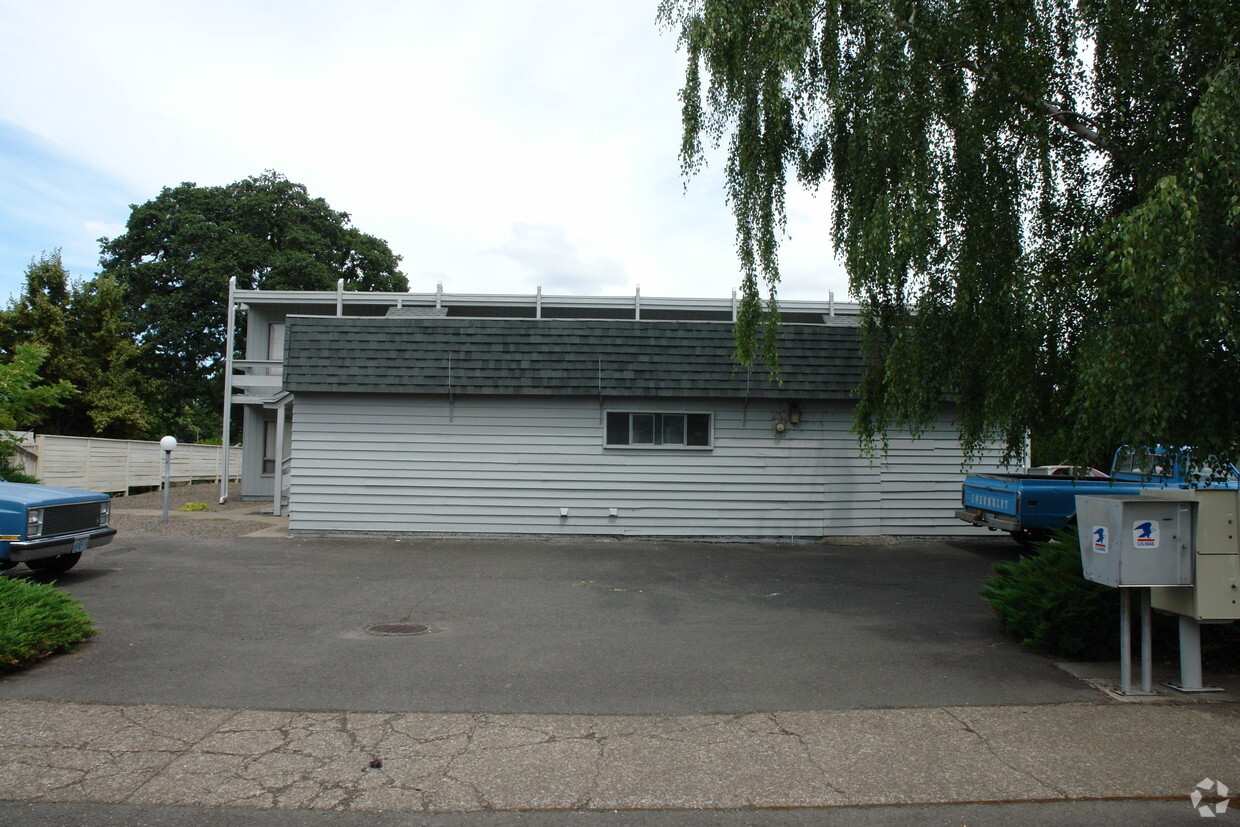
[[282, 316, 862, 399]]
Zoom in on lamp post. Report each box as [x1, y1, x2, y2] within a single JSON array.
[[160, 436, 177, 523]]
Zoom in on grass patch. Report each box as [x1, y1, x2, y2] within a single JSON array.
[[0, 577, 96, 673]]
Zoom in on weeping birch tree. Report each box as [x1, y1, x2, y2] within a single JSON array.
[[659, 0, 1239, 465]]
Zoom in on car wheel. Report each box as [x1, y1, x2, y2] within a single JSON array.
[[25, 552, 82, 575]]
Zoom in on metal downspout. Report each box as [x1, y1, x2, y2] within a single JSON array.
[[219, 277, 237, 504]]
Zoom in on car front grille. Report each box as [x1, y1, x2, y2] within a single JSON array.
[[40, 502, 105, 537]]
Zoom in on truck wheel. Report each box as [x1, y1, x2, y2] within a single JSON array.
[[1011, 530, 1050, 549], [25, 553, 82, 575]]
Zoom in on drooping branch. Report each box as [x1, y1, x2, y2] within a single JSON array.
[[962, 57, 1110, 153], [848, 0, 1111, 154]]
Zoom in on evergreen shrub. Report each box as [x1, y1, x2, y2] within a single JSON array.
[[0, 577, 96, 672], [981, 530, 1121, 660]]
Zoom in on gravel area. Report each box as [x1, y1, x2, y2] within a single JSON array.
[[109, 482, 280, 540], [110, 481, 257, 512]]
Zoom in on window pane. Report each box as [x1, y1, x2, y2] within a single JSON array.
[[605, 412, 629, 445], [631, 414, 655, 444], [687, 414, 711, 446], [661, 414, 685, 445], [262, 421, 277, 474]]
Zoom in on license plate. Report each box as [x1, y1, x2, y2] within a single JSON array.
[[72, 536, 88, 553]]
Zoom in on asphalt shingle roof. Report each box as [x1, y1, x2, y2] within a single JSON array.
[[282, 317, 862, 399]]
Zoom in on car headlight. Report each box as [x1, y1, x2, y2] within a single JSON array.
[[99, 500, 111, 526], [27, 507, 44, 538]]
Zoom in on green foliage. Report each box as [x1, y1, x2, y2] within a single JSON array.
[[0, 252, 151, 438], [1070, 59, 1240, 460], [0, 577, 96, 673], [0, 457, 39, 484], [0, 337, 68, 475], [981, 532, 1119, 659], [0, 342, 73, 432], [178, 502, 211, 512], [661, 0, 1240, 465], [98, 171, 409, 438]]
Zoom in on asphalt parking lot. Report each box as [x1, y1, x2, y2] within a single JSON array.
[[0, 533, 1098, 713]]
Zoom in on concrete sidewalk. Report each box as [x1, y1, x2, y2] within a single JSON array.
[[1, 698, 1237, 816]]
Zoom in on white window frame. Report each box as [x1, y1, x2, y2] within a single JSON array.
[[604, 411, 713, 450]]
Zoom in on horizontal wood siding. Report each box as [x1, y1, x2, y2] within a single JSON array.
[[877, 427, 1008, 535], [289, 394, 998, 538]]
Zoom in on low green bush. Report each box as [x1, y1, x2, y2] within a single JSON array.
[[981, 530, 1121, 660], [983, 531, 1240, 668], [0, 462, 39, 484], [0, 577, 96, 672], [178, 502, 211, 512]]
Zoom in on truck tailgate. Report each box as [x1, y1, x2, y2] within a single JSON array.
[[962, 478, 1020, 517]]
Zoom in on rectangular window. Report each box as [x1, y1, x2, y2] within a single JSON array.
[[262, 420, 277, 475], [605, 412, 712, 448], [261, 418, 292, 474], [267, 323, 285, 376]]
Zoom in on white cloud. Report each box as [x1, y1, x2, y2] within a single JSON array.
[[492, 222, 628, 294], [0, 1, 850, 303]]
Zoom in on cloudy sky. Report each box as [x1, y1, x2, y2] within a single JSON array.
[[0, 1, 849, 305]]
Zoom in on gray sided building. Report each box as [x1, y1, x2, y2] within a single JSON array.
[[223, 282, 1003, 539]]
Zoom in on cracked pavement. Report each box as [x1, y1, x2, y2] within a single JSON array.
[[2, 699, 1238, 814], [4, 529, 1239, 820]]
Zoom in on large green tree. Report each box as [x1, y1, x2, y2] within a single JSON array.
[[660, 0, 1239, 465], [99, 172, 409, 439], [0, 252, 150, 438]]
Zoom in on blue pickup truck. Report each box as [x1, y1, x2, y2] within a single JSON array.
[[956, 446, 1239, 545], [0, 482, 116, 575]]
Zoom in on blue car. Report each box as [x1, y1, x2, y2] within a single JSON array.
[[0, 482, 117, 575]]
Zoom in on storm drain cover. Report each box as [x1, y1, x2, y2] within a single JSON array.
[[365, 623, 431, 636]]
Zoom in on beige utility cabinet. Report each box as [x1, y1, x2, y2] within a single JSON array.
[[1145, 489, 1240, 621]]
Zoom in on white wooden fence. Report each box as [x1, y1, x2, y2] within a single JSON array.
[[4, 432, 241, 493]]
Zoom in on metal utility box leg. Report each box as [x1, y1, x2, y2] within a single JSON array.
[[1165, 615, 1224, 693], [1140, 590, 1152, 695], [1119, 590, 1131, 694], [1118, 588, 1155, 696]]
